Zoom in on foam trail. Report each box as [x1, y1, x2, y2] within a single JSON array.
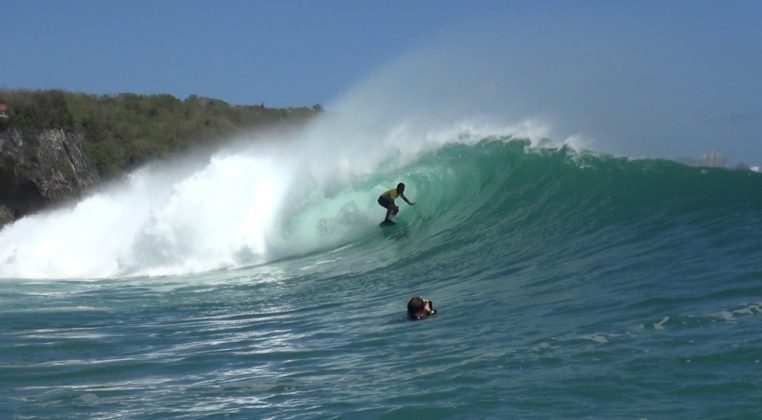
[[125, 153, 292, 276], [0, 154, 291, 278]]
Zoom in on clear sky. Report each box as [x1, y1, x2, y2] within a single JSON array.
[[2, 0, 761, 163], [3, 0, 482, 106]]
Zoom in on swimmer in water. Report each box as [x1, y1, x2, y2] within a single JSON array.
[[407, 296, 436, 320]]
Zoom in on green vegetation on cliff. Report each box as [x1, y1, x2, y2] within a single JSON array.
[[0, 89, 319, 177]]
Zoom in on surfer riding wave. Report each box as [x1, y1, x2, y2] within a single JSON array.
[[378, 182, 415, 224]]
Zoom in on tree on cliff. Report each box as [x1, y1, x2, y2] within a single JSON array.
[[0, 89, 319, 177]]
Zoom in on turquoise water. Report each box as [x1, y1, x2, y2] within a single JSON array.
[[2, 139, 762, 418]]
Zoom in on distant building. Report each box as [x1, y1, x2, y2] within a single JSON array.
[[678, 151, 727, 168], [698, 151, 726, 168], [0, 104, 8, 130]]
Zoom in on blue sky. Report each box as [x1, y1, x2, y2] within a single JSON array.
[[2, 1, 761, 163], [3, 0, 484, 106]]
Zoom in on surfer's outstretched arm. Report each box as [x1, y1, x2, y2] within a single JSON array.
[[401, 193, 415, 205]]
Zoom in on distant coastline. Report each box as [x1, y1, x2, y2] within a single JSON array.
[[0, 89, 321, 226]]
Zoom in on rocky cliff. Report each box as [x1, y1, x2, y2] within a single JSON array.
[[0, 128, 99, 227]]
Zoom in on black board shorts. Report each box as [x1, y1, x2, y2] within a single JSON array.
[[378, 195, 394, 209]]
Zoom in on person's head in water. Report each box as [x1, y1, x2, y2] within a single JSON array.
[[397, 183, 405, 193], [407, 296, 436, 320]]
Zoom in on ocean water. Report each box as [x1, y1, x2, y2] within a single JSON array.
[[2, 137, 762, 418]]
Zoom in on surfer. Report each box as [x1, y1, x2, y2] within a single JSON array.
[[407, 296, 436, 320], [378, 183, 415, 224]]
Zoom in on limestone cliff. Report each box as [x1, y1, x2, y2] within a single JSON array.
[[0, 129, 99, 226]]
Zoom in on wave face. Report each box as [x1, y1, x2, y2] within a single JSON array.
[[3, 134, 762, 417], [7, 130, 759, 280]]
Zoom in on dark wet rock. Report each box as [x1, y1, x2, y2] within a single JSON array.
[[0, 129, 99, 227]]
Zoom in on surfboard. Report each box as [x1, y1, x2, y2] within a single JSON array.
[[379, 220, 396, 226]]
